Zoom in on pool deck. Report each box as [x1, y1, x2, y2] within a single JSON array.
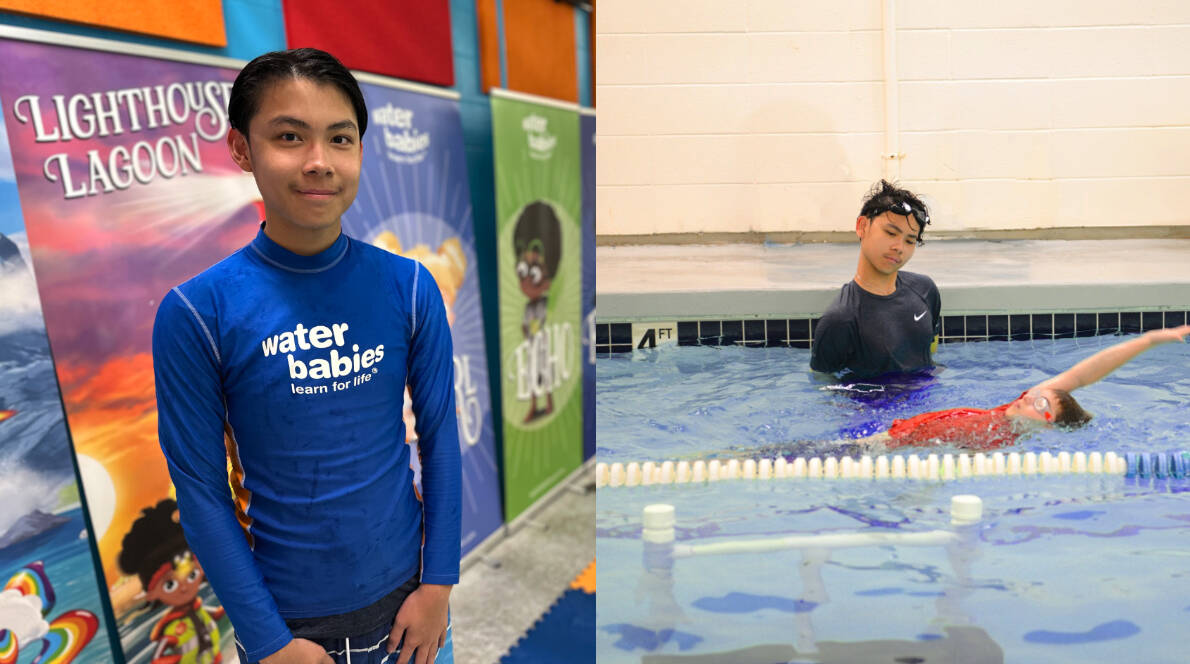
[[596, 239, 1190, 321]]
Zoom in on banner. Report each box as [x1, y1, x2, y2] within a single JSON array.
[[0, 35, 247, 663], [491, 90, 583, 520], [342, 80, 503, 555], [580, 110, 595, 461], [0, 109, 114, 664]]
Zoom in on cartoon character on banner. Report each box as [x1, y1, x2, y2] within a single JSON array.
[[513, 202, 562, 422], [118, 499, 225, 664], [371, 232, 468, 483], [0, 561, 99, 664]]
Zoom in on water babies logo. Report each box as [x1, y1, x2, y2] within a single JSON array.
[[259, 322, 385, 395], [522, 113, 556, 161], [373, 103, 431, 165]]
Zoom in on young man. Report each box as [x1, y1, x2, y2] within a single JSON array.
[[152, 49, 459, 664], [811, 180, 940, 378], [856, 324, 1190, 450]]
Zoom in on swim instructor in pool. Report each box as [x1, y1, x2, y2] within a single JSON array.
[[812, 180, 940, 378], [854, 325, 1190, 451]]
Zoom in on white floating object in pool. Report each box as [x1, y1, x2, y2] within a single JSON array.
[[973, 453, 987, 476], [1023, 452, 1038, 475], [1058, 451, 1072, 473], [957, 454, 972, 478], [859, 455, 874, 479], [1104, 452, 1118, 475], [927, 454, 941, 480], [839, 456, 854, 478], [1038, 452, 1053, 474], [595, 463, 608, 488], [692, 460, 707, 482], [891, 455, 906, 478], [951, 494, 983, 525], [1007, 453, 1021, 475], [824, 456, 839, 479], [993, 452, 1007, 475], [660, 461, 675, 484], [941, 454, 955, 480], [808, 457, 823, 479], [648, 461, 662, 485], [1073, 452, 1087, 473], [791, 457, 807, 478], [726, 459, 741, 480], [676, 461, 691, 483], [759, 458, 773, 479], [907, 455, 922, 479], [609, 463, 625, 487], [875, 455, 890, 478], [627, 462, 642, 487], [642, 504, 676, 544], [643, 503, 675, 529], [708, 459, 722, 482], [742, 459, 757, 479], [1089, 452, 1103, 474], [1115, 455, 1127, 474], [774, 457, 788, 479]]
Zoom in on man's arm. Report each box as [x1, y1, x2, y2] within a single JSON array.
[[810, 311, 855, 374], [153, 289, 317, 663], [389, 267, 462, 664], [1037, 324, 1190, 393]]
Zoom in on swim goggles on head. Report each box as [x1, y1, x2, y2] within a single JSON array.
[[863, 199, 930, 236]]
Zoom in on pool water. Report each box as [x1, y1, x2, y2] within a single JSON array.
[[596, 336, 1190, 663], [597, 335, 1190, 463]]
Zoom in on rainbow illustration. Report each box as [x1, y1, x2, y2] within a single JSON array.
[[32, 611, 99, 664], [4, 562, 55, 616], [1, 563, 99, 664], [0, 410, 16, 423], [0, 630, 18, 664]]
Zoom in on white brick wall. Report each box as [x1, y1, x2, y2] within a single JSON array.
[[596, 0, 1190, 235]]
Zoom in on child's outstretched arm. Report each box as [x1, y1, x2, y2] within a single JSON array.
[[1038, 324, 1190, 393]]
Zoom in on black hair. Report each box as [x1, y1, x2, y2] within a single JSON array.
[[228, 48, 368, 139], [1052, 389, 1093, 429], [859, 179, 930, 245], [117, 499, 189, 590], [513, 201, 562, 278]]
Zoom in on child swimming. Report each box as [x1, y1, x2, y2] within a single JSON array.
[[850, 324, 1190, 451]]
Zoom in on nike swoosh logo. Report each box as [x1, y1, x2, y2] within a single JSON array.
[[914, 311, 927, 321]]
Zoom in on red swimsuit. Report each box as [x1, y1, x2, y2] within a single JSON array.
[[886, 392, 1026, 450]]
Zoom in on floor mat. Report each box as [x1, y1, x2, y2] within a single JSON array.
[[498, 559, 595, 663]]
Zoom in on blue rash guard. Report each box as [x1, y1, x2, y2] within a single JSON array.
[[152, 228, 461, 661]]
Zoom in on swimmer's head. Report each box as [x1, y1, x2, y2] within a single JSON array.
[[858, 180, 931, 246], [1009, 387, 1093, 429]]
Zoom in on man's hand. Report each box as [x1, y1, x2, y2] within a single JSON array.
[[389, 584, 452, 664], [260, 638, 333, 664]]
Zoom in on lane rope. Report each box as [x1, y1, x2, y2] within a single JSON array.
[[596, 451, 1189, 488]]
